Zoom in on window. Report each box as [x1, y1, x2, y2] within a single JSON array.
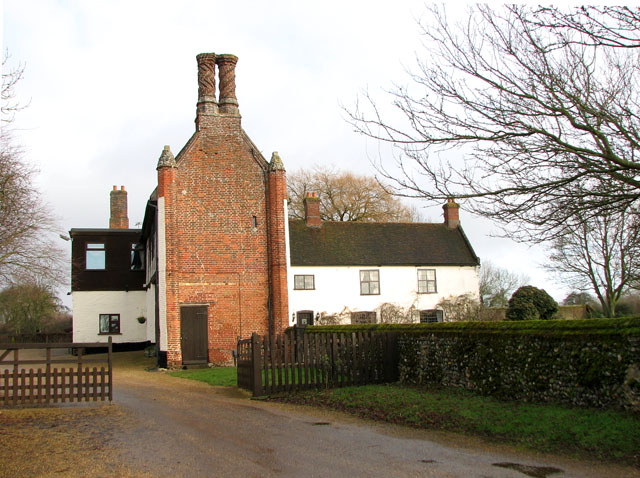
[[360, 270, 380, 295], [131, 243, 144, 271], [420, 309, 443, 323], [351, 311, 377, 324], [99, 314, 120, 334], [294, 275, 315, 290], [86, 243, 106, 270], [418, 269, 437, 294]]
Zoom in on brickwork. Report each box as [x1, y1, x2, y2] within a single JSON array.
[[303, 192, 321, 227], [158, 53, 288, 367], [442, 198, 460, 229], [109, 186, 129, 229], [267, 153, 289, 335]]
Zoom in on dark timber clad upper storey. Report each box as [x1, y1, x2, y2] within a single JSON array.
[[70, 229, 145, 291]]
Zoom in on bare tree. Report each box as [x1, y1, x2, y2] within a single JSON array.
[[348, 5, 640, 241], [479, 261, 529, 308], [0, 53, 65, 287], [546, 209, 640, 318], [288, 166, 421, 222], [1, 51, 27, 123]]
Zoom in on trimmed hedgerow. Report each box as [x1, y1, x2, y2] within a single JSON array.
[[295, 318, 640, 410], [300, 317, 640, 336], [397, 328, 640, 410]]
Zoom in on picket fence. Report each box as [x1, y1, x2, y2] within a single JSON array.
[[0, 338, 112, 406]]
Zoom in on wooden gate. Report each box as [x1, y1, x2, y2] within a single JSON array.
[[0, 338, 113, 406], [237, 330, 399, 396], [180, 306, 208, 365]]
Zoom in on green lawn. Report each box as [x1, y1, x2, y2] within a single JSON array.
[[274, 384, 640, 466], [169, 366, 237, 387]]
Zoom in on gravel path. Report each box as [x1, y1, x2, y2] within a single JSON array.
[[110, 367, 639, 478]]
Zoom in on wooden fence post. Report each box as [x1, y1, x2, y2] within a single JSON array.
[[251, 333, 263, 397], [107, 337, 113, 401]]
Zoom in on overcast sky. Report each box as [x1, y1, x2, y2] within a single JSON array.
[[2, 0, 560, 305]]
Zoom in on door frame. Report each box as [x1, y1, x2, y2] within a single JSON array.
[[180, 304, 209, 365]]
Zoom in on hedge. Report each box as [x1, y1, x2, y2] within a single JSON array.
[[297, 317, 640, 410], [302, 316, 640, 336]]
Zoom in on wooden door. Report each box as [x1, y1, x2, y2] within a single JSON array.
[[180, 306, 208, 365]]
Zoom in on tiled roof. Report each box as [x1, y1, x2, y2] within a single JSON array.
[[289, 220, 479, 267]]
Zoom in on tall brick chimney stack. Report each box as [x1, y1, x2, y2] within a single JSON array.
[[109, 185, 129, 229], [267, 152, 289, 334], [196, 53, 218, 128], [216, 54, 239, 115], [304, 192, 322, 228], [442, 198, 460, 229]]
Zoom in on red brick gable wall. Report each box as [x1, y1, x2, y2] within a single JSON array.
[[162, 124, 274, 365], [157, 52, 288, 368]]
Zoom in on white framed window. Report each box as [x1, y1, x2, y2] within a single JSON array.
[[294, 275, 315, 290], [418, 269, 437, 294], [360, 270, 380, 295], [86, 243, 106, 270]]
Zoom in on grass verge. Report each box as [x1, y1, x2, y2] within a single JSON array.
[[272, 383, 640, 466], [169, 366, 237, 387]]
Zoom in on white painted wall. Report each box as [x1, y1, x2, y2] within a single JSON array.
[[72, 291, 147, 343], [157, 197, 168, 352], [288, 265, 479, 325], [145, 284, 156, 341]]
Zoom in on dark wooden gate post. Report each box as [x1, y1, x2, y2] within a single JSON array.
[[251, 333, 263, 397], [384, 332, 399, 382], [107, 336, 113, 401]]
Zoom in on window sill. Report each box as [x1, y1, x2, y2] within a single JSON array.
[[293, 288, 316, 291], [360, 293, 381, 296], [98, 332, 122, 335]]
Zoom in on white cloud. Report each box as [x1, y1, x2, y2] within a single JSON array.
[[3, 0, 562, 305]]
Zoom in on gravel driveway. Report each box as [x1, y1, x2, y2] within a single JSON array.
[[109, 365, 639, 478]]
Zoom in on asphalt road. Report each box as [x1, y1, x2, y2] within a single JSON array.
[[111, 368, 638, 478]]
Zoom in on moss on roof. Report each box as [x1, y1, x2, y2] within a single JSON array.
[[288, 220, 479, 267]]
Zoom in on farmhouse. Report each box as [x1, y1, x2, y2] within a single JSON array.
[[69, 52, 481, 368], [288, 195, 480, 325]]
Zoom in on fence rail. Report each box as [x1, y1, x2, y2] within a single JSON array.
[[0, 338, 112, 406], [237, 330, 398, 396], [0, 333, 73, 344]]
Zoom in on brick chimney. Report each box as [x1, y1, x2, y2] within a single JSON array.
[[216, 54, 239, 115], [442, 198, 460, 229], [195, 52, 240, 129], [196, 53, 218, 127], [303, 192, 322, 228], [109, 185, 129, 229]]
